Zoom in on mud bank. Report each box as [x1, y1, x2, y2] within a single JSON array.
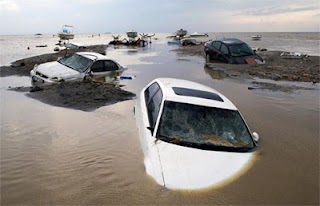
[[1, 44, 137, 111], [0, 44, 108, 77], [10, 81, 136, 111], [173, 45, 320, 83]]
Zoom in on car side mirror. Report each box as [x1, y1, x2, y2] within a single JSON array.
[[86, 70, 93, 77], [147, 126, 154, 134], [252, 132, 259, 142]]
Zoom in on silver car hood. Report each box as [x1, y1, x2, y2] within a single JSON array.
[[35, 61, 79, 78]]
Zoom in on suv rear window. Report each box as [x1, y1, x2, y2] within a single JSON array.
[[172, 87, 224, 102]]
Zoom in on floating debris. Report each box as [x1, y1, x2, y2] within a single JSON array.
[[280, 51, 309, 60], [36, 45, 47, 48], [120, 75, 136, 80]]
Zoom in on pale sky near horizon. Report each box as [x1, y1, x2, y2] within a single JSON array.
[[0, 0, 319, 35]]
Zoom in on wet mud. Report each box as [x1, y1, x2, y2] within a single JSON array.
[[247, 81, 316, 92], [0, 44, 137, 111], [10, 81, 136, 111], [173, 45, 320, 83]]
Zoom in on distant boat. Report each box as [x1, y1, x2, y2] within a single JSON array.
[[58, 25, 74, 40], [251, 35, 262, 40], [34, 33, 43, 36], [176, 29, 188, 37], [126, 30, 138, 38], [167, 39, 181, 45], [189, 32, 208, 38]]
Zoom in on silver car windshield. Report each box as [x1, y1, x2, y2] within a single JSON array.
[[58, 54, 93, 73], [229, 43, 254, 57], [157, 101, 255, 152]]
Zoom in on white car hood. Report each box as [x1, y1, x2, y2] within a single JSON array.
[[155, 140, 254, 190], [36, 61, 79, 78]]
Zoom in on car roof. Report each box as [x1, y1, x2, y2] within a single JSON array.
[[76, 52, 111, 61], [154, 78, 237, 110], [217, 38, 244, 45]]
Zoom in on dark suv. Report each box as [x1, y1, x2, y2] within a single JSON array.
[[204, 38, 264, 64]]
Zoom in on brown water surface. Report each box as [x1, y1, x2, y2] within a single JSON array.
[[1, 44, 319, 205]]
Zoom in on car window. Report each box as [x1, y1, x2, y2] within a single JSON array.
[[144, 82, 160, 104], [104, 60, 119, 71], [90, 61, 104, 72], [214, 41, 222, 50], [157, 101, 255, 152], [220, 44, 229, 55], [147, 89, 163, 129], [229, 43, 254, 57], [210, 41, 216, 47], [144, 82, 163, 130]]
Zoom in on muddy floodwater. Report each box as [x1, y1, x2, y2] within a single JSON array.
[[1, 33, 319, 205]]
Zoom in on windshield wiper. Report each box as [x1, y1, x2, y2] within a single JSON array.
[[240, 51, 253, 55], [157, 135, 176, 143]]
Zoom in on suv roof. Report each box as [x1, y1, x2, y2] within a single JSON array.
[[217, 38, 244, 45], [154, 78, 237, 110]]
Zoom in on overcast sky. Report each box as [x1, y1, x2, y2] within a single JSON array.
[[0, 0, 319, 35]]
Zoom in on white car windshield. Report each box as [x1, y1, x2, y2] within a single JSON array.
[[157, 101, 255, 152], [58, 54, 93, 72], [229, 43, 254, 57]]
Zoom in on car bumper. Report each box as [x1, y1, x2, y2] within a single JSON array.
[[30, 70, 53, 84]]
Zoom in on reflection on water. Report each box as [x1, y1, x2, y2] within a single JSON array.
[[204, 66, 228, 80], [1, 37, 319, 205]]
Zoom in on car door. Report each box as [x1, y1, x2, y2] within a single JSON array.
[[206, 41, 217, 59], [212, 41, 222, 59], [140, 82, 165, 185], [90, 60, 119, 78], [138, 81, 164, 152], [144, 82, 163, 136], [218, 43, 230, 63]]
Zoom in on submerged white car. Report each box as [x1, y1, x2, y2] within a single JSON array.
[[135, 78, 259, 190], [30, 52, 126, 84]]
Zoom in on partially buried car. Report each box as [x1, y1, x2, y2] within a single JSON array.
[[30, 52, 126, 84], [204, 38, 265, 64], [135, 78, 260, 190]]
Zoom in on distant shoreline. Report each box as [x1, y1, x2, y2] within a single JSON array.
[[1, 31, 319, 36]]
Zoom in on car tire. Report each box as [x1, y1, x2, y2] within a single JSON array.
[[205, 53, 211, 63]]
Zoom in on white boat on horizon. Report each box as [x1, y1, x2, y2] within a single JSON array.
[[176, 28, 188, 37], [58, 25, 74, 40], [126, 30, 138, 38], [251, 35, 262, 40], [189, 32, 208, 38]]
